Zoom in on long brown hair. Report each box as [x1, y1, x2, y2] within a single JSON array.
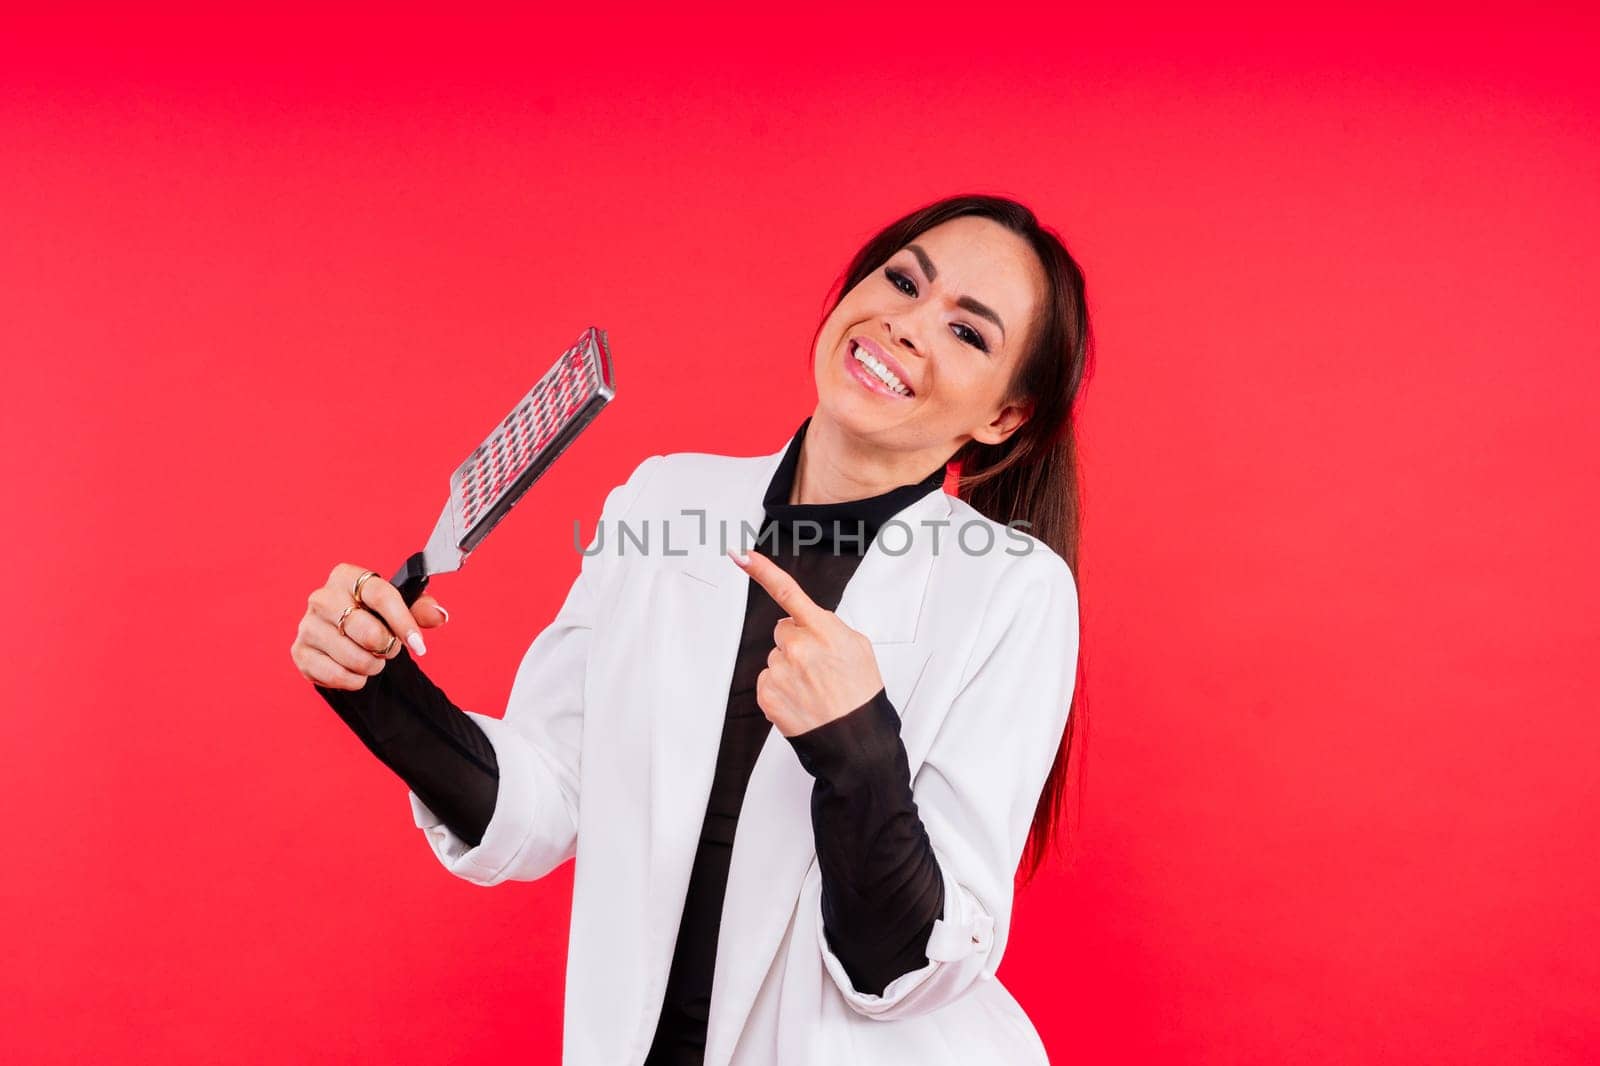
[[809, 194, 1093, 883]]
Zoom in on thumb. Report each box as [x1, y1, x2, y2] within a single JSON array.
[[411, 594, 451, 630]]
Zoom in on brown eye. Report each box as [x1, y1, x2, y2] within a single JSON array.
[[884, 268, 916, 297], [953, 323, 989, 353]]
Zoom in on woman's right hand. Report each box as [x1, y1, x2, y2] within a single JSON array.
[[290, 563, 451, 691]]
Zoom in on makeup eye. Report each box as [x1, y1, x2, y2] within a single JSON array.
[[953, 323, 990, 353], [884, 267, 917, 297], [884, 266, 989, 352]]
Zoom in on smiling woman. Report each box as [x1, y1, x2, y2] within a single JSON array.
[[292, 192, 1093, 1064]]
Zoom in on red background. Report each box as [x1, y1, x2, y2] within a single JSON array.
[[4, 5, 1597, 1063]]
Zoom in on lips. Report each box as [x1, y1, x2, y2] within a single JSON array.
[[849, 336, 916, 396]]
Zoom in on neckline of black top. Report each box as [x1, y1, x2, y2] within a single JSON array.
[[759, 415, 949, 553]]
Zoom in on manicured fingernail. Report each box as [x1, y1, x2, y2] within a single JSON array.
[[407, 631, 428, 656], [435, 604, 449, 624], [727, 550, 750, 566]]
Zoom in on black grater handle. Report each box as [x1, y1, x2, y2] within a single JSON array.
[[391, 551, 430, 608]]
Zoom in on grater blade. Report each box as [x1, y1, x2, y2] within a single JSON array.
[[389, 325, 617, 606]]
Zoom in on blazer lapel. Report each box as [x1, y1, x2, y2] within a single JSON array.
[[641, 436, 786, 984]]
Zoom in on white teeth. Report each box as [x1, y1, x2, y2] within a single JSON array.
[[852, 344, 911, 395]]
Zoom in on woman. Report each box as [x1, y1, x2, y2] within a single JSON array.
[[289, 193, 1091, 1064]]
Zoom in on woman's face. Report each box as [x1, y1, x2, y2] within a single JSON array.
[[813, 214, 1046, 463]]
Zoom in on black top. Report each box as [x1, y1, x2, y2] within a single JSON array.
[[645, 417, 948, 1064], [315, 418, 950, 1066]]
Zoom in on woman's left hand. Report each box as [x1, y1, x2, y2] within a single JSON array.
[[730, 548, 885, 738]]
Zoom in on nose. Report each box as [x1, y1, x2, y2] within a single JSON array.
[[883, 316, 922, 355]]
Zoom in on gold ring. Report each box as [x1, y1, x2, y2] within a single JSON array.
[[338, 603, 395, 657], [352, 569, 380, 608]]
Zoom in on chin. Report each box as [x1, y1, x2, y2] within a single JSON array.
[[820, 394, 909, 450]]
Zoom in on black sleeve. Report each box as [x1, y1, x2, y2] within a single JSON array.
[[785, 688, 945, 996], [313, 646, 499, 847]]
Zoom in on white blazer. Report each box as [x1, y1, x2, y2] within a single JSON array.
[[406, 428, 1080, 1064]]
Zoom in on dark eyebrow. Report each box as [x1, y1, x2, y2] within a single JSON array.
[[905, 243, 1007, 342]]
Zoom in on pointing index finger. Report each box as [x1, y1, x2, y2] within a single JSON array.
[[730, 549, 827, 627]]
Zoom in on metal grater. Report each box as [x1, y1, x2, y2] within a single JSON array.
[[390, 325, 617, 607]]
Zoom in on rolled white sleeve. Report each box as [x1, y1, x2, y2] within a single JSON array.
[[407, 454, 664, 886], [818, 547, 1079, 1018]]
